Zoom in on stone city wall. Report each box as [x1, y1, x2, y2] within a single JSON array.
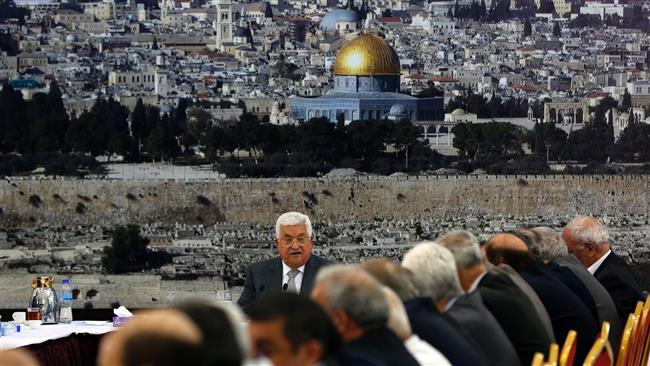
[[1, 175, 648, 227]]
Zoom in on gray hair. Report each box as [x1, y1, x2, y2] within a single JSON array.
[[315, 265, 388, 329], [275, 212, 313, 238], [436, 230, 484, 269], [402, 242, 464, 303], [530, 227, 568, 261], [382, 287, 411, 340], [359, 258, 421, 301], [564, 216, 609, 246]]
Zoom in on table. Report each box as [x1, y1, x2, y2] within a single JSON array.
[[1, 321, 115, 366]]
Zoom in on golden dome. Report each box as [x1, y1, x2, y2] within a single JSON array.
[[333, 34, 400, 76]]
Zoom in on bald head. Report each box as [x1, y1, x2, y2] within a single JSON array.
[[562, 216, 611, 267], [483, 233, 532, 271]]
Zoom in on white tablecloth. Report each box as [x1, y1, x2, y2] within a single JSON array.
[[0, 321, 115, 350]]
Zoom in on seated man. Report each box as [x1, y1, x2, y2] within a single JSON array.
[[529, 226, 621, 351], [97, 308, 204, 366], [311, 264, 419, 366], [360, 258, 488, 366], [248, 293, 343, 366], [562, 216, 646, 322], [484, 233, 598, 365], [402, 242, 520, 366], [175, 300, 249, 366], [238, 212, 330, 310], [435, 230, 554, 366], [382, 286, 452, 366]]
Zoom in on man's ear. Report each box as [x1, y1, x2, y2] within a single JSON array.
[[330, 309, 350, 335], [298, 340, 323, 365]]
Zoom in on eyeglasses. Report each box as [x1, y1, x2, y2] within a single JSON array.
[[278, 236, 310, 247]]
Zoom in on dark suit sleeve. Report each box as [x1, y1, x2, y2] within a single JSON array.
[[599, 271, 645, 322], [237, 264, 257, 309]]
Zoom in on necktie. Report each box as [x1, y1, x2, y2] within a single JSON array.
[[286, 269, 300, 293]]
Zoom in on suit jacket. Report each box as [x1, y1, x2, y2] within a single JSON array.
[[519, 261, 598, 365], [593, 251, 646, 323], [477, 270, 553, 366], [554, 255, 622, 351], [237, 255, 329, 310], [338, 327, 419, 366], [546, 261, 599, 324], [489, 264, 556, 342], [446, 292, 521, 366], [404, 297, 489, 366]]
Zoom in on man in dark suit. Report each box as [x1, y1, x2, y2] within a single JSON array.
[[528, 226, 623, 350], [310, 265, 419, 366], [484, 233, 598, 365], [562, 216, 646, 323], [436, 231, 553, 366], [402, 241, 518, 366], [361, 258, 489, 366], [237, 212, 329, 310]]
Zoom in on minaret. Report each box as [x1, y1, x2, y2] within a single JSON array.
[[214, 0, 233, 51]]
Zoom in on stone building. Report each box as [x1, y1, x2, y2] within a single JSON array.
[[290, 33, 443, 124]]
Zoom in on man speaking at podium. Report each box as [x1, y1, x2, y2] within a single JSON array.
[[237, 212, 330, 310]]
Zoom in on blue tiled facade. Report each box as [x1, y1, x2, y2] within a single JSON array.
[[290, 74, 444, 123]]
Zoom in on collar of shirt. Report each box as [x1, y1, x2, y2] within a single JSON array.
[[282, 261, 305, 292], [587, 250, 611, 275], [467, 271, 487, 293], [282, 261, 305, 276], [443, 296, 459, 312]]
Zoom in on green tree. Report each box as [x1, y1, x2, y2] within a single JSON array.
[[102, 225, 150, 274], [130, 98, 148, 142], [524, 19, 532, 36], [0, 82, 29, 153], [621, 89, 632, 112], [613, 122, 650, 161], [552, 22, 561, 37]]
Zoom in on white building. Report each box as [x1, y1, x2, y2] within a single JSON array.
[[108, 69, 168, 97], [214, 0, 233, 50]]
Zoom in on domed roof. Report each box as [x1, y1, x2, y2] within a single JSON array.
[[451, 108, 466, 115], [389, 104, 407, 116], [333, 34, 400, 76], [320, 8, 361, 30]]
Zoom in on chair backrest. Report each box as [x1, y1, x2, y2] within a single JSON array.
[[560, 330, 578, 366], [632, 298, 649, 366], [599, 321, 610, 342], [616, 313, 637, 366], [583, 337, 614, 366], [628, 301, 643, 366], [547, 343, 559, 366], [641, 296, 650, 366], [532, 352, 545, 366]]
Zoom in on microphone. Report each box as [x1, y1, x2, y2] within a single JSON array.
[[282, 283, 288, 293]]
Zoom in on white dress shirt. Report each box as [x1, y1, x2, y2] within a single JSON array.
[[405, 334, 452, 366], [282, 261, 305, 293], [588, 250, 611, 275]]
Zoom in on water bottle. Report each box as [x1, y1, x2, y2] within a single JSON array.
[[59, 278, 73, 324]]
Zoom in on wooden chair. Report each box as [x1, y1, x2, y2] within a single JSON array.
[[632, 298, 650, 366], [547, 343, 559, 366], [560, 330, 578, 366], [616, 312, 638, 366], [641, 296, 650, 366], [583, 322, 614, 366], [532, 352, 546, 366], [628, 301, 644, 366]]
